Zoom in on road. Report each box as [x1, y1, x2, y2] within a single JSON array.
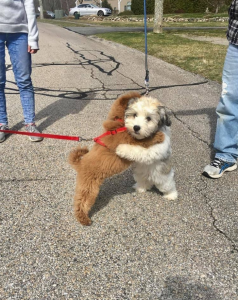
[[1, 22, 237, 299]]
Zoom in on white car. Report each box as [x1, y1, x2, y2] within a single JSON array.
[[69, 4, 111, 17]]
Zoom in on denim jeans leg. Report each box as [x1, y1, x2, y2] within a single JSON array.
[[214, 43, 238, 163], [6, 33, 35, 124], [0, 33, 8, 125]]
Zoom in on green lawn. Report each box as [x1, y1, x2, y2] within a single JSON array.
[[170, 28, 227, 38]]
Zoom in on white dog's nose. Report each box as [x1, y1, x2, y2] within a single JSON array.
[[133, 125, 140, 132]]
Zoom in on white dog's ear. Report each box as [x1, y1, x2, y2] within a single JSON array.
[[158, 107, 172, 127]]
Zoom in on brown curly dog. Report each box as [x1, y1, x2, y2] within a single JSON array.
[[68, 92, 165, 225]]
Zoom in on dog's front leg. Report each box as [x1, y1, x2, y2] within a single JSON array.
[[116, 144, 167, 164], [116, 144, 145, 162], [116, 135, 171, 164]]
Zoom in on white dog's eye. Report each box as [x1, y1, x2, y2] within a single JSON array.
[[146, 116, 151, 121], [133, 113, 137, 118]]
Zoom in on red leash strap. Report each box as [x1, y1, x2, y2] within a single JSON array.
[[94, 127, 127, 147], [0, 118, 127, 144], [0, 129, 83, 142]]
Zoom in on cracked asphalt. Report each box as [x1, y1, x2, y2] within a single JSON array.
[[1, 22, 237, 299]]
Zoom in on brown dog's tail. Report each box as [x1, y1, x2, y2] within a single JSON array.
[[68, 146, 89, 168]]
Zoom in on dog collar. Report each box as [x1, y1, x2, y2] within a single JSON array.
[[94, 127, 127, 147]]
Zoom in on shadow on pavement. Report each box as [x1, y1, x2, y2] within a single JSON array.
[[90, 169, 134, 217], [160, 276, 222, 300], [174, 107, 217, 159], [11, 96, 91, 132]]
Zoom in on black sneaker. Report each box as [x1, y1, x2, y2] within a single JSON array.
[[203, 158, 237, 179]]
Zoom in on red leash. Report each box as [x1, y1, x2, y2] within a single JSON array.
[[94, 127, 127, 147], [0, 129, 86, 142], [0, 126, 127, 145]]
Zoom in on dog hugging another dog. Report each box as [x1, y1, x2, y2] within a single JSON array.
[[69, 92, 178, 226]]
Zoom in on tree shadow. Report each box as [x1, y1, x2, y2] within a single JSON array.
[[5, 79, 208, 100], [11, 94, 91, 132], [5, 72, 211, 134], [173, 107, 217, 160], [159, 276, 222, 300]]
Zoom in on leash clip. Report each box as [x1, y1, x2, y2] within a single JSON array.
[[145, 81, 149, 95], [145, 70, 149, 95], [80, 137, 93, 142]]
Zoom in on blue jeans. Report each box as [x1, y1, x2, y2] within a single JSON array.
[[214, 43, 238, 163], [0, 33, 35, 125]]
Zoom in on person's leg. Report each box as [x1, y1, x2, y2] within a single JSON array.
[[0, 33, 9, 143], [7, 33, 35, 123], [0, 33, 8, 124], [203, 43, 238, 178], [7, 33, 42, 142], [214, 43, 238, 162]]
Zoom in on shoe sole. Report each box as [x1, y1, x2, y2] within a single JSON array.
[[28, 136, 43, 142], [0, 137, 6, 143], [203, 164, 237, 179]]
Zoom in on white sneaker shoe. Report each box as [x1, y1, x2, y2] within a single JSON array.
[[203, 158, 237, 179]]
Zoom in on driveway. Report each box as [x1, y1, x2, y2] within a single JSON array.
[[1, 22, 237, 299]]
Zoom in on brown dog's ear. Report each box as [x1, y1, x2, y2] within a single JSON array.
[[107, 92, 141, 121], [118, 92, 141, 107], [127, 96, 140, 107], [158, 106, 172, 127]]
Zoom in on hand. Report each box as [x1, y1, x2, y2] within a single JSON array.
[[28, 46, 38, 54]]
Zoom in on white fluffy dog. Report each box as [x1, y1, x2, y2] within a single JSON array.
[[116, 95, 178, 200]]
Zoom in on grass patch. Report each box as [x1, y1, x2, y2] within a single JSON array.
[[163, 21, 227, 27], [171, 28, 227, 38], [96, 31, 226, 82]]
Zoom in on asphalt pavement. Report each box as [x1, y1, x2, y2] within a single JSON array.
[[1, 22, 237, 299]]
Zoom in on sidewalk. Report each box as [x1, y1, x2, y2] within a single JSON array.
[[1, 22, 237, 299]]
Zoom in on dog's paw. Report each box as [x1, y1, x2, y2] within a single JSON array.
[[116, 144, 128, 157], [154, 131, 165, 144], [133, 183, 146, 193], [103, 120, 124, 131], [75, 208, 92, 226], [77, 215, 92, 226], [80, 218, 92, 226], [137, 187, 147, 193], [163, 190, 178, 200]]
